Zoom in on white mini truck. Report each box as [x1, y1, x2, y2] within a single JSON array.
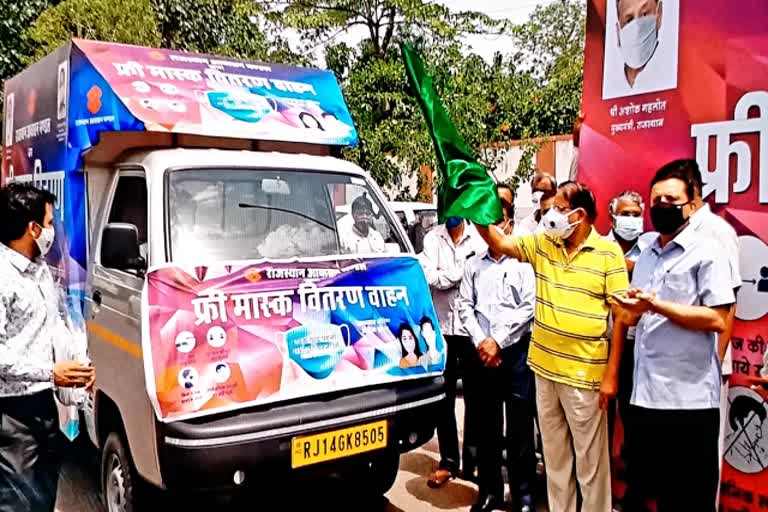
[[2, 39, 445, 510]]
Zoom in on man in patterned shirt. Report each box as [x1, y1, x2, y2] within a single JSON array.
[[0, 183, 95, 512]]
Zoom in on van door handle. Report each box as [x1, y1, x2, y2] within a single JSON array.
[[129, 296, 141, 316]]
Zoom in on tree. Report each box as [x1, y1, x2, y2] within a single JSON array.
[[512, 0, 586, 80], [261, 0, 507, 193], [337, 40, 503, 194], [0, 0, 56, 80], [25, 0, 161, 60], [483, 0, 585, 188], [260, 0, 505, 59], [151, 0, 239, 54], [0, 0, 59, 118], [212, 0, 307, 64]]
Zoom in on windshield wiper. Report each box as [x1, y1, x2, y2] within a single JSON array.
[[238, 203, 335, 231]]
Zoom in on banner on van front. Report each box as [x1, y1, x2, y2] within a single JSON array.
[[142, 256, 445, 422], [579, 1, 768, 510]]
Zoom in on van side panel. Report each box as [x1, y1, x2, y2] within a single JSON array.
[[86, 166, 163, 487]]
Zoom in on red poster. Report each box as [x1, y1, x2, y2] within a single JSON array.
[[580, 1, 768, 510]]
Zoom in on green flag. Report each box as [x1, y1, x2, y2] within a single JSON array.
[[401, 44, 502, 226]]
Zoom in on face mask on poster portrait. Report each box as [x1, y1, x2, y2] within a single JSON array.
[[619, 14, 659, 69]]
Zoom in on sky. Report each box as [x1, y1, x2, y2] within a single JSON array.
[[437, 0, 552, 61], [288, 0, 553, 66]]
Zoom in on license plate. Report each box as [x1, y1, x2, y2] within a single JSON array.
[[291, 420, 387, 469]]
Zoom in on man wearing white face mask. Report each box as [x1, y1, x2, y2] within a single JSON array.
[[0, 183, 95, 512], [603, 190, 655, 511], [605, 190, 657, 271], [514, 173, 557, 237], [476, 182, 630, 512]]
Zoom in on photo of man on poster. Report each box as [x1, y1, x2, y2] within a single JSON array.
[[602, 0, 680, 100]]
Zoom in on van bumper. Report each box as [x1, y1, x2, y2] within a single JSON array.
[[156, 377, 444, 491]]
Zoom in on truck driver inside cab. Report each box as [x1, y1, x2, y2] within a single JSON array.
[[340, 195, 386, 254]]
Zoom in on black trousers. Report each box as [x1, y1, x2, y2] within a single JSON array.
[[624, 406, 720, 512], [436, 334, 478, 474], [0, 391, 61, 512], [476, 338, 537, 505]]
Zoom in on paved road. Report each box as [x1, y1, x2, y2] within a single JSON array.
[[56, 399, 548, 511]]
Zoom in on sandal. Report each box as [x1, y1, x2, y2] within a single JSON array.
[[427, 468, 456, 488]]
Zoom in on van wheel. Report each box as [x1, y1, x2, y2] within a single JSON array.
[[101, 432, 149, 512], [357, 450, 400, 496]]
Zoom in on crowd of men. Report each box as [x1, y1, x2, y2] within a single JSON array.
[[420, 159, 768, 512]]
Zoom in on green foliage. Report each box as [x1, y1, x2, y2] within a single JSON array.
[[25, 0, 161, 60], [0, 0, 55, 80], [211, 1, 307, 64], [267, 0, 584, 195], [512, 0, 586, 80], [151, 0, 231, 52], [261, 0, 505, 57], [0, 0, 57, 115]]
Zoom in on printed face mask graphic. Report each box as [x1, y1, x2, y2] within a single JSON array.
[[178, 367, 199, 390], [278, 324, 350, 380], [175, 331, 196, 353], [619, 14, 659, 69], [206, 326, 227, 348], [213, 363, 231, 383], [207, 91, 275, 123]]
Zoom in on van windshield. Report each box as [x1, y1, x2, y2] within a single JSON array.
[[166, 168, 408, 263]]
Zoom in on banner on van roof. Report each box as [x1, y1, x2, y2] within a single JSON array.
[[72, 39, 358, 146], [142, 256, 445, 422]]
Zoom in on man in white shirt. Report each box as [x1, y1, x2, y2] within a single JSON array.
[[457, 214, 536, 512], [513, 173, 557, 237], [603, 190, 655, 510], [339, 195, 386, 254], [420, 205, 488, 488], [0, 183, 95, 512]]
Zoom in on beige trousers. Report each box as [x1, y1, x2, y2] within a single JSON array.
[[536, 374, 612, 512]]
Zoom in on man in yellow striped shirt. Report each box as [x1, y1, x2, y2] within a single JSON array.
[[477, 182, 629, 512]]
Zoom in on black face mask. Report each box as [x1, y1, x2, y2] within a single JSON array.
[[650, 203, 689, 235]]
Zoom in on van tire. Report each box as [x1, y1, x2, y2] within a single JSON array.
[[101, 432, 150, 512], [357, 450, 400, 496]]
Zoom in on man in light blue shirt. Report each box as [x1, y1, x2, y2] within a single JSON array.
[[612, 160, 735, 512], [457, 214, 536, 512]]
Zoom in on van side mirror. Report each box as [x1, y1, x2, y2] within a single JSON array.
[[101, 223, 146, 274]]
